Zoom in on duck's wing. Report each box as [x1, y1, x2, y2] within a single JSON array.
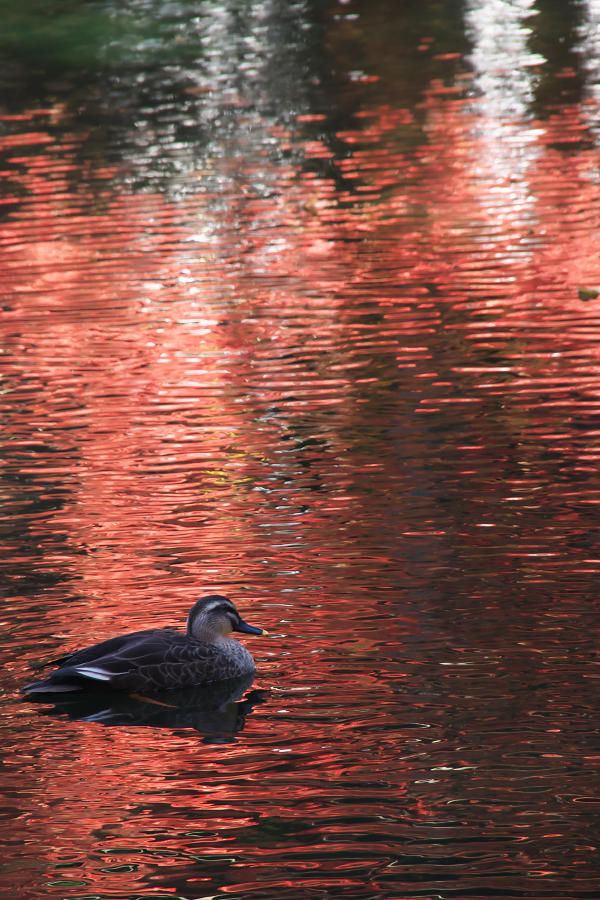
[[56, 629, 166, 669], [24, 632, 225, 694], [71, 632, 212, 684]]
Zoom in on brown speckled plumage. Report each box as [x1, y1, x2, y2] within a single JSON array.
[[22, 595, 265, 695]]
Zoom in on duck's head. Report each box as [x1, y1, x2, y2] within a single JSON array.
[[187, 595, 265, 642]]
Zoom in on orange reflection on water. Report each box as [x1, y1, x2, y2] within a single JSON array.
[[2, 16, 600, 896]]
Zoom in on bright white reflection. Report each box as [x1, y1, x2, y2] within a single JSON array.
[[464, 0, 545, 228], [466, 0, 543, 120], [103, 0, 311, 204], [577, 1, 600, 146]]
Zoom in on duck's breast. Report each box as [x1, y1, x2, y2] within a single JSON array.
[[217, 638, 256, 677]]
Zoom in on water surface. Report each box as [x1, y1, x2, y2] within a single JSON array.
[[1, 1, 600, 898]]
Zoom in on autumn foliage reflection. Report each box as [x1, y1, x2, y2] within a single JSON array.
[[2, 18, 600, 894]]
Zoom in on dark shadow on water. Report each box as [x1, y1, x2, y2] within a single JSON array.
[[25, 674, 266, 743]]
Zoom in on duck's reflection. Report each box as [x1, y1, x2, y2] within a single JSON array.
[[28, 674, 265, 742]]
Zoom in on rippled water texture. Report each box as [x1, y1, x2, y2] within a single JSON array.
[[2, 1, 600, 898]]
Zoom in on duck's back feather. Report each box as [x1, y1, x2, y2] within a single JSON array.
[[24, 629, 255, 694], [54, 628, 163, 669]]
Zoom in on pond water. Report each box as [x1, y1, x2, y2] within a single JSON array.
[[2, 1, 600, 898]]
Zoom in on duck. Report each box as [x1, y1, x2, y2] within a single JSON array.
[[22, 595, 266, 695]]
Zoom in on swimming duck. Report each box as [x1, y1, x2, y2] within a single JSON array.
[[22, 595, 265, 695]]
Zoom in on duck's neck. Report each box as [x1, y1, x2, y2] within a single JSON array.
[[189, 627, 230, 644]]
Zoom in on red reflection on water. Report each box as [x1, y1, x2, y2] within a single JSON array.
[[2, 29, 600, 899]]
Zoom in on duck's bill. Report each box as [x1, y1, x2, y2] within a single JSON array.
[[235, 619, 266, 636]]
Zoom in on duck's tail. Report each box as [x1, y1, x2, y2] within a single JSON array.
[[21, 665, 108, 695], [22, 678, 82, 695]]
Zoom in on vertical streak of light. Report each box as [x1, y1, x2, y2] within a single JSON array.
[[577, 1, 600, 149], [464, 0, 544, 233]]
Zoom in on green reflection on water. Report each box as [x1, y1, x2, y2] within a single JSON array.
[[0, 0, 195, 67]]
